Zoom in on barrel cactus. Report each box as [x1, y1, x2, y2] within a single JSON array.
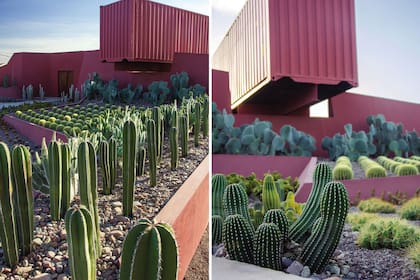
[[212, 215, 223, 245], [253, 223, 282, 270], [263, 209, 288, 253], [223, 183, 252, 225], [222, 214, 254, 264]]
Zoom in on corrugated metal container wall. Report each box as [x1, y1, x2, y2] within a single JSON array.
[[100, 0, 135, 62], [212, 0, 357, 108], [212, 0, 270, 105], [269, 0, 357, 86], [100, 0, 209, 63]]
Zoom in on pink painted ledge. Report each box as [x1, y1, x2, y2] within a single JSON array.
[[3, 114, 67, 146], [155, 155, 209, 280]]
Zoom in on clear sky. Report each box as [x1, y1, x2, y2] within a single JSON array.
[[212, 0, 420, 106], [0, 0, 209, 65]]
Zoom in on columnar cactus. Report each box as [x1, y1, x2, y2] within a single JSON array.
[[262, 174, 281, 212], [194, 102, 201, 147], [253, 223, 282, 270], [202, 98, 209, 138], [289, 163, 332, 244], [109, 137, 117, 191], [169, 127, 178, 170], [222, 214, 254, 264], [61, 143, 71, 217], [223, 183, 252, 226], [212, 215, 223, 245], [123, 120, 137, 216], [99, 140, 111, 194], [211, 174, 227, 218], [251, 209, 264, 229], [65, 206, 97, 280], [48, 141, 62, 221], [179, 115, 188, 157], [152, 107, 163, 163], [77, 141, 101, 255], [119, 218, 178, 280], [136, 147, 146, 176], [0, 142, 19, 266], [299, 181, 349, 273], [147, 119, 157, 186], [11, 145, 34, 255], [263, 209, 289, 253]]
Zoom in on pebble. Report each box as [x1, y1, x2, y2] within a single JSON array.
[[341, 265, 350, 275], [32, 273, 52, 280], [57, 274, 69, 280], [326, 264, 340, 275], [281, 257, 293, 268], [286, 260, 304, 276], [215, 245, 226, 258], [33, 238, 43, 246], [301, 266, 311, 277]]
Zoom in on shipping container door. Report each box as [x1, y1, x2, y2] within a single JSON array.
[[58, 71, 73, 96]]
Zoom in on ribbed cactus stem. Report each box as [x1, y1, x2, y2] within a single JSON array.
[[263, 209, 289, 253], [212, 215, 223, 245], [222, 214, 254, 264], [0, 142, 19, 266], [253, 223, 282, 270], [65, 206, 97, 280], [289, 163, 332, 244], [262, 174, 281, 212], [99, 140, 111, 195], [211, 174, 227, 218], [123, 120, 137, 217], [109, 137, 117, 192], [136, 147, 146, 176], [120, 218, 178, 280], [169, 127, 178, 170], [77, 141, 101, 255], [152, 107, 163, 164], [202, 98, 208, 138], [147, 119, 157, 187], [194, 102, 201, 147], [179, 115, 188, 157], [299, 181, 349, 273], [223, 183, 252, 226], [48, 141, 62, 221], [61, 143, 71, 217]]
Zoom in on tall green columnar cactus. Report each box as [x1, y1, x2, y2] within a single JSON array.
[[109, 137, 117, 192], [61, 143, 71, 217], [253, 223, 282, 270], [211, 174, 227, 218], [222, 214, 254, 264], [152, 107, 163, 163], [179, 115, 188, 157], [223, 183, 252, 226], [212, 215, 223, 245], [202, 98, 209, 138], [289, 163, 332, 244], [299, 181, 349, 273], [194, 102, 201, 147], [77, 141, 101, 255], [48, 141, 62, 221], [123, 120, 137, 216], [169, 127, 178, 170], [0, 142, 19, 266], [11, 145, 33, 256], [119, 218, 178, 280], [99, 140, 111, 195], [147, 119, 157, 187], [263, 209, 289, 253], [262, 174, 281, 212], [136, 147, 146, 176], [65, 206, 96, 280]]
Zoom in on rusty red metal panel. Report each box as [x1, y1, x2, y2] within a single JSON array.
[[212, 0, 358, 109], [100, 0, 208, 63]]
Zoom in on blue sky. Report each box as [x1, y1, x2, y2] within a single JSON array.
[[212, 0, 420, 106], [0, 0, 209, 65]]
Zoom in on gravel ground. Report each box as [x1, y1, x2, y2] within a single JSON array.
[[185, 227, 209, 280], [0, 119, 209, 279]]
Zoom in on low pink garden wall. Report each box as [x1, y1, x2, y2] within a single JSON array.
[[3, 114, 67, 145], [0, 87, 20, 98]]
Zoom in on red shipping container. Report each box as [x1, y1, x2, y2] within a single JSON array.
[[100, 0, 208, 63], [213, 0, 358, 111]]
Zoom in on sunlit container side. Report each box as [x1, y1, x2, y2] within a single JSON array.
[[212, 0, 358, 110], [100, 0, 209, 63]]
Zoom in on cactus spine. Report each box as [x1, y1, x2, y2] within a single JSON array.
[[299, 181, 349, 273], [77, 141, 101, 255], [289, 163, 332, 244], [99, 140, 111, 195], [169, 126, 178, 170], [179, 114, 188, 157], [194, 102, 201, 147], [212, 215, 223, 245], [61, 143, 71, 217], [119, 218, 178, 280], [263, 209, 289, 253], [109, 137, 117, 191], [253, 223, 282, 270], [222, 214, 254, 264], [262, 174, 281, 212], [11, 145, 33, 256], [212, 174, 227, 218], [223, 183, 252, 226], [0, 142, 19, 266], [65, 206, 97, 280], [48, 141, 62, 221], [147, 119, 157, 187], [123, 120, 137, 217]]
